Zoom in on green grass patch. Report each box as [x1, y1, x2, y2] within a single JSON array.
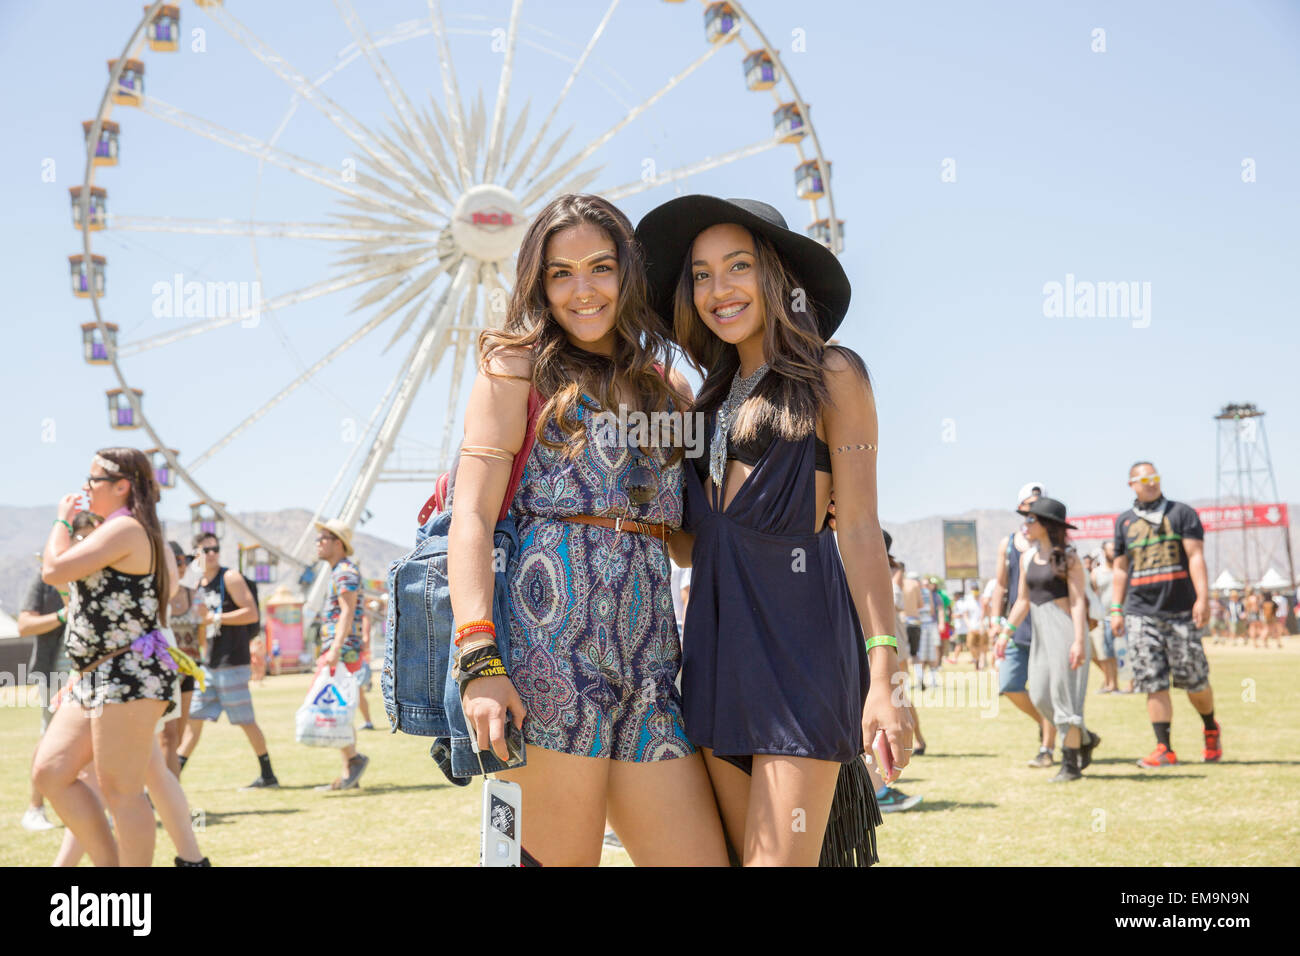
[[2, 643, 1296, 866]]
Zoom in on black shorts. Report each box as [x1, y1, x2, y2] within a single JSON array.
[[180, 673, 196, 694], [906, 624, 922, 657]]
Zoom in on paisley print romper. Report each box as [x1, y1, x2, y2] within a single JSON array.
[[505, 395, 694, 762]]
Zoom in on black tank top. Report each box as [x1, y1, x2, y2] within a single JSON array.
[[1025, 553, 1069, 606]]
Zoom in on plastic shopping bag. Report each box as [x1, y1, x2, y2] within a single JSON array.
[[295, 666, 358, 748]]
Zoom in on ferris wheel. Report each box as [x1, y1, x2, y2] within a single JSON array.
[[72, 0, 844, 598]]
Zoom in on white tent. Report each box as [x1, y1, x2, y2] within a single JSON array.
[[0, 609, 19, 640], [1257, 567, 1291, 589], [1212, 570, 1244, 591]]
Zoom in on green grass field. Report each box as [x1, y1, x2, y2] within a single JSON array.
[[2, 643, 1297, 866]]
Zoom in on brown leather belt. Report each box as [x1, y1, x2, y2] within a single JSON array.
[[562, 514, 669, 538]]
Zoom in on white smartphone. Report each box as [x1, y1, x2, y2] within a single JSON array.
[[464, 712, 523, 867]]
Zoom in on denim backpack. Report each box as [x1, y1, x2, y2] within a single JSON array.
[[382, 388, 540, 785]]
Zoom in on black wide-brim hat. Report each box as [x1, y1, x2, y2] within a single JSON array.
[[634, 195, 851, 342], [1016, 496, 1078, 530]]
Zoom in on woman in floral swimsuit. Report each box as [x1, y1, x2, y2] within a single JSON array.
[[34, 447, 179, 866]]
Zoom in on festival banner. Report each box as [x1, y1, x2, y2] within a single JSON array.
[[943, 520, 980, 580], [1066, 503, 1290, 539]]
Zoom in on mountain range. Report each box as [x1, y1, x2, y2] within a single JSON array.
[[2, 499, 1295, 615]]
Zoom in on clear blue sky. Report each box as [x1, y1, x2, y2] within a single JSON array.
[[2, 0, 1297, 553]]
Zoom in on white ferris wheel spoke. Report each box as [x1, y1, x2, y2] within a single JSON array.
[[337, 259, 475, 527], [110, 216, 425, 244], [436, 276, 484, 466], [385, 259, 460, 350], [496, 102, 531, 184], [180, 265, 447, 476], [427, 0, 474, 188], [139, 96, 435, 228], [201, 4, 447, 216], [118, 253, 437, 357], [519, 42, 726, 209], [505, 0, 621, 190], [332, 0, 458, 205], [599, 136, 785, 201], [288, 358, 409, 563], [466, 91, 486, 182], [482, 0, 523, 183]]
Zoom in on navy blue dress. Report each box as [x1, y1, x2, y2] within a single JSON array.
[[681, 421, 871, 773]]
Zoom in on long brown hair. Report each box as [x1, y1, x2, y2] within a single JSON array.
[[97, 446, 169, 624], [672, 227, 868, 442], [479, 194, 686, 464], [1043, 521, 1073, 579]]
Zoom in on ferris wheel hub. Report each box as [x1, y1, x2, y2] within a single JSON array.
[[450, 184, 527, 264]]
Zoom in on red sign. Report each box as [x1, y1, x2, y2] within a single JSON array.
[[1066, 503, 1290, 540]]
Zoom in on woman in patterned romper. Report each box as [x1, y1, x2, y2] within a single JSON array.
[[34, 447, 179, 867], [449, 194, 728, 866]]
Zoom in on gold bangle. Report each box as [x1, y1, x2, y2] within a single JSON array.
[[462, 445, 515, 462]]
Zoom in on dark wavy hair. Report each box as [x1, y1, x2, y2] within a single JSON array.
[[97, 446, 169, 624], [479, 194, 686, 464], [671, 226, 868, 442]]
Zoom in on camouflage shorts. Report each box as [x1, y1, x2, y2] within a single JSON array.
[[1127, 612, 1210, 694]]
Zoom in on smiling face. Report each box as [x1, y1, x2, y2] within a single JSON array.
[[542, 222, 620, 355], [690, 223, 766, 349]]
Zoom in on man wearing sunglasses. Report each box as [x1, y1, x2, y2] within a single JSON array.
[[1111, 462, 1220, 767], [178, 532, 279, 790]]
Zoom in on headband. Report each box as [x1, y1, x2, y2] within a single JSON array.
[[93, 454, 124, 476]]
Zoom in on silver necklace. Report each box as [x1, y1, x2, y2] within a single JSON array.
[[709, 363, 769, 488]]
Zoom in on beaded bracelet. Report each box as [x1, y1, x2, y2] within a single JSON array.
[[454, 623, 496, 647], [865, 635, 898, 652], [456, 618, 494, 633]]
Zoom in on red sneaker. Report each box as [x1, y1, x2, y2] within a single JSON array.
[[1202, 724, 1223, 762], [1137, 743, 1178, 768]]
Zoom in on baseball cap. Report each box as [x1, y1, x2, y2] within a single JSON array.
[[1017, 481, 1045, 504]]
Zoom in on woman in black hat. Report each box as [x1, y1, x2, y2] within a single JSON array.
[[636, 196, 912, 864], [998, 497, 1099, 782]]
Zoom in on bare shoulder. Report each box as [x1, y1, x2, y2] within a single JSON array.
[[822, 346, 873, 409]]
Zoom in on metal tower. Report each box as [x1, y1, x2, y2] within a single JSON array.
[[1213, 403, 1295, 588]]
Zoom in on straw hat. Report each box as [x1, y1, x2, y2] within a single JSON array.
[[313, 518, 355, 555]]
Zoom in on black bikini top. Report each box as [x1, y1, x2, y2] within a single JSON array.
[[693, 415, 832, 482]]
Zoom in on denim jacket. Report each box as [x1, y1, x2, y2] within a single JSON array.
[[382, 508, 527, 785]]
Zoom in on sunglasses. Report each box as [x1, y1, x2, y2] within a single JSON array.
[[317, 534, 340, 544], [623, 455, 660, 506], [1130, 474, 1160, 485], [199, 546, 220, 554], [86, 474, 120, 485], [1023, 514, 1038, 524]]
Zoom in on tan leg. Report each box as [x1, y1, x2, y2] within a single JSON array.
[[91, 698, 167, 867], [497, 746, 610, 866], [743, 755, 841, 867], [605, 752, 728, 866]]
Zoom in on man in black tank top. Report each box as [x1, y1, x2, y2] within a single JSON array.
[[177, 532, 279, 790], [989, 482, 1057, 768]]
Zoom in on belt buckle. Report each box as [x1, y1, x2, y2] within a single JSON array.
[[613, 516, 624, 534]]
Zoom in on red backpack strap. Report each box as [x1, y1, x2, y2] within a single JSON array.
[[497, 386, 542, 523]]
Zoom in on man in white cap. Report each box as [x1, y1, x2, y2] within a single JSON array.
[[312, 518, 370, 790], [988, 482, 1057, 767]]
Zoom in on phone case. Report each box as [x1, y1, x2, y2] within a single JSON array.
[[480, 778, 522, 867], [872, 729, 895, 781]]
